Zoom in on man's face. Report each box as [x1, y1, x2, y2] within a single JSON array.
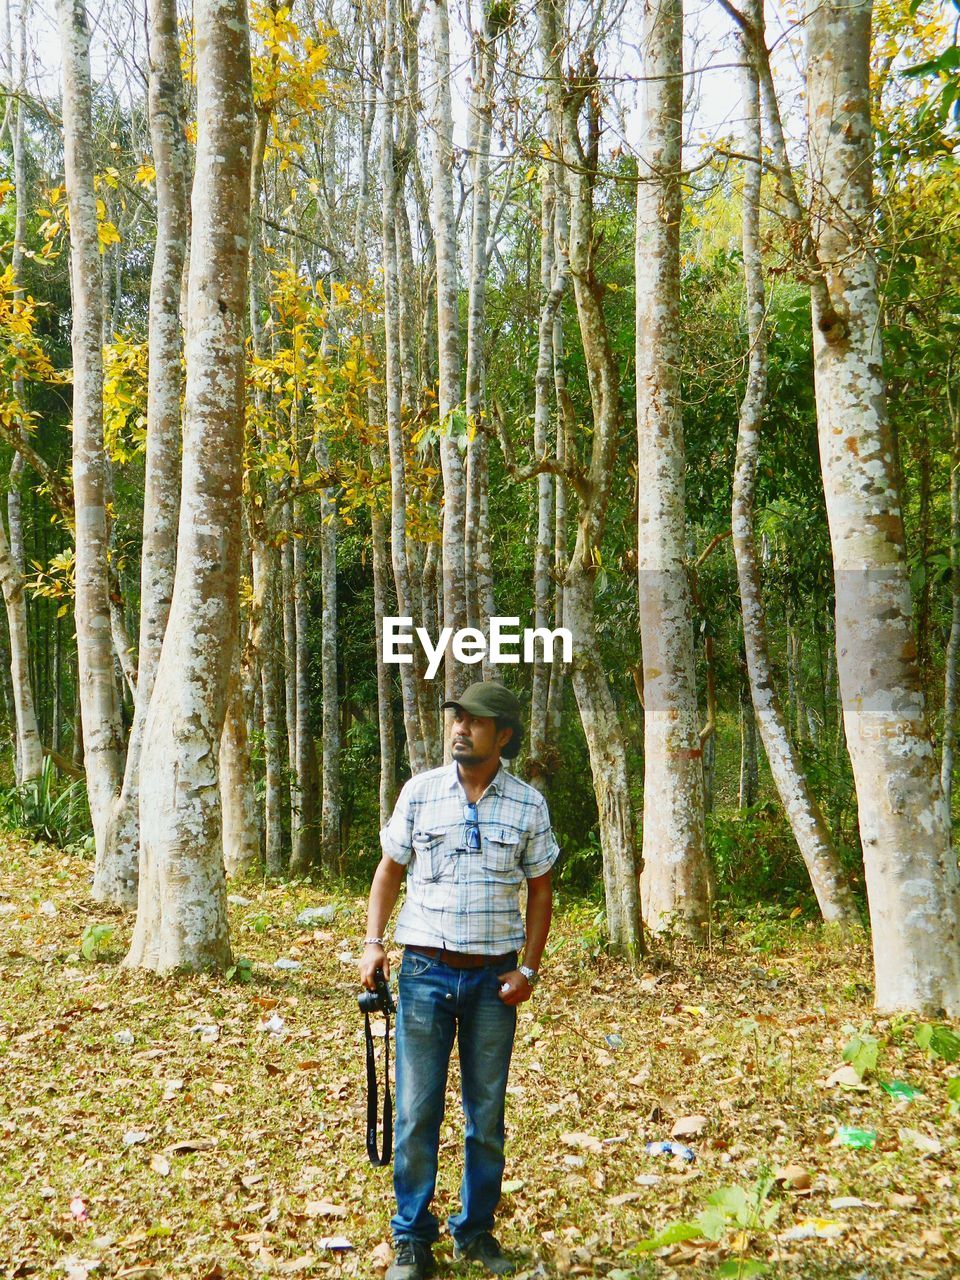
[[449, 708, 513, 766]]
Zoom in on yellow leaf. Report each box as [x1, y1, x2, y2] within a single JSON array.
[[97, 221, 121, 250]]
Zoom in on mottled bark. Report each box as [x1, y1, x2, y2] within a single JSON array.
[[554, 2, 642, 960], [635, 0, 709, 940], [289, 515, 319, 873], [57, 0, 125, 893], [808, 0, 960, 1010], [253, 538, 285, 876], [428, 0, 467, 704], [738, 663, 758, 810], [464, 11, 496, 647], [281, 519, 296, 778], [529, 84, 557, 790], [733, 8, 857, 924], [108, 0, 187, 895], [381, 0, 429, 773], [125, 0, 253, 973], [0, 517, 41, 782], [314, 430, 340, 868], [3, 1, 40, 784], [220, 661, 260, 878], [941, 372, 960, 810]]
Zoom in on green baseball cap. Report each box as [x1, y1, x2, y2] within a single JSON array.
[[441, 681, 524, 759]]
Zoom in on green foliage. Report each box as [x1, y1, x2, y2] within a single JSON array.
[[225, 957, 254, 983], [707, 805, 808, 904], [0, 758, 91, 848], [634, 1174, 778, 1265], [842, 1028, 881, 1079], [80, 922, 114, 961], [915, 1023, 960, 1063]]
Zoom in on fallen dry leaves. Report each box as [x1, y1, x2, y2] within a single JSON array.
[[0, 839, 958, 1277]]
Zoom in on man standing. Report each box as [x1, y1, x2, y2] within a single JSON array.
[[360, 681, 558, 1280]]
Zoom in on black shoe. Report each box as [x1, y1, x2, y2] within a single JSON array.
[[454, 1232, 515, 1276], [386, 1238, 435, 1280]]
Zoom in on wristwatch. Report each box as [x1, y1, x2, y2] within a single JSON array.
[[518, 964, 539, 988]]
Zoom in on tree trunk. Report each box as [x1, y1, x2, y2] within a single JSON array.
[[941, 373, 960, 812], [57, 0, 125, 891], [738, 665, 758, 810], [428, 0, 466, 704], [553, 3, 642, 959], [381, 0, 430, 774], [108, 0, 187, 897], [125, 0, 253, 973], [253, 538, 286, 876], [635, 0, 709, 940], [220, 661, 260, 879], [807, 0, 960, 1010], [281, 523, 300, 855], [290, 514, 320, 872], [529, 48, 566, 788], [371, 446, 398, 823], [733, 5, 857, 924], [464, 11, 496, 649], [4, 2, 41, 786], [0, 518, 42, 783], [315, 429, 341, 869]]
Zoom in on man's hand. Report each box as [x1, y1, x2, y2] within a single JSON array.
[[497, 968, 534, 1006], [360, 943, 389, 989]]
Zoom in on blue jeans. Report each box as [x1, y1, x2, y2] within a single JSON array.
[[390, 948, 518, 1246]]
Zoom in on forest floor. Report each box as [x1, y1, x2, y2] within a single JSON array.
[[1, 838, 959, 1280]]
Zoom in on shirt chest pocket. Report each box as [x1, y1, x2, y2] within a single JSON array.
[[481, 828, 524, 877], [411, 829, 449, 883]]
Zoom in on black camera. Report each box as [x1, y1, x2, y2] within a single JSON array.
[[358, 966, 396, 1016]]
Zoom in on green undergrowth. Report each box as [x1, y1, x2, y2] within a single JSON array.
[[1, 838, 958, 1278]]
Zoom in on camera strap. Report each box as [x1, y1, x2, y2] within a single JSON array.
[[364, 1008, 393, 1166]]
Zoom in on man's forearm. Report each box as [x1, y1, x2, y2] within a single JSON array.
[[366, 856, 406, 938], [522, 873, 553, 971]]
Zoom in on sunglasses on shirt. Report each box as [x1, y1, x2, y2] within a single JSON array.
[[461, 802, 481, 853]]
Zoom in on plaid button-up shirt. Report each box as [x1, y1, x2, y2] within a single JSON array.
[[380, 761, 560, 954]]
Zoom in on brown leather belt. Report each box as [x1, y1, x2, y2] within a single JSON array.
[[406, 944, 514, 970]]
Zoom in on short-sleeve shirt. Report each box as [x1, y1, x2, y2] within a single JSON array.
[[380, 761, 560, 954]]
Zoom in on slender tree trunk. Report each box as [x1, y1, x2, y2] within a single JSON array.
[[281, 524, 300, 854], [553, 4, 642, 960], [53, 614, 63, 756], [428, 0, 466, 705], [464, 11, 496, 648], [808, 0, 960, 1010], [529, 64, 563, 789], [4, 1, 41, 785], [125, 0, 253, 973], [382, 0, 429, 773], [733, 5, 858, 923], [0, 518, 42, 782], [253, 539, 285, 875], [220, 660, 260, 878], [941, 372, 960, 812], [315, 428, 340, 868], [371, 439, 398, 822], [108, 0, 187, 897], [635, 0, 709, 939], [738, 662, 758, 810], [58, 0, 125, 891], [547, 238, 572, 751], [290, 514, 319, 872]]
